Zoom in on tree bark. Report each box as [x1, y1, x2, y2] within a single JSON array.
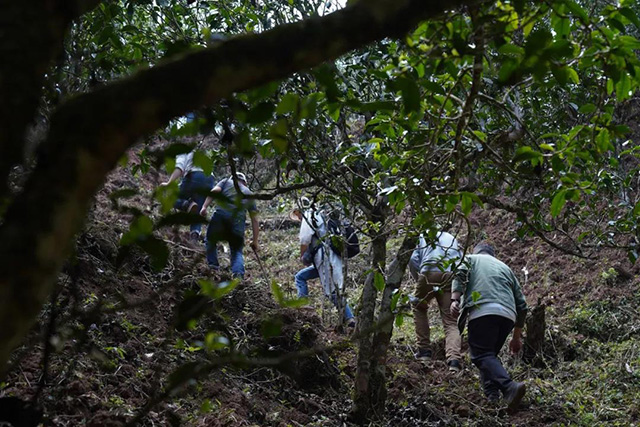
[[350, 200, 387, 423], [368, 234, 416, 411], [0, 0, 483, 373], [523, 303, 545, 367], [0, 0, 101, 201]]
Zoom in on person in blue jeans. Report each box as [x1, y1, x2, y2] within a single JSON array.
[[291, 206, 355, 327], [160, 151, 214, 241], [200, 172, 259, 279]]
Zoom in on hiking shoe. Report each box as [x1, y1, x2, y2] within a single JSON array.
[[447, 359, 462, 372], [414, 348, 432, 360], [504, 381, 526, 410], [487, 393, 500, 403], [188, 200, 199, 214], [190, 231, 200, 242]]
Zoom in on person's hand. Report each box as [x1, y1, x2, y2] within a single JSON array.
[[450, 300, 461, 316], [199, 207, 207, 217], [250, 241, 259, 252], [509, 337, 523, 354], [159, 181, 170, 187]]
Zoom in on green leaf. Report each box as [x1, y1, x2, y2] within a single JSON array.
[[390, 290, 402, 311], [578, 103, 596, 114], [596, 128, 614, 153], [471, 291, 481, 303], [192, 150, 212, 176], [246, 102, 275, 124], [270, 280, 284, 304], [137, 236, 169, 271], [422, 81, 446, 95], [121, 216, 154, 245], [550, 189, 567, 217], [472, 130, 487, 142], [461, 193, 473, 216], [616, 72, 632, 101], [276, 93, 299, 115], [204, 332, 230, 351], [565, 0, 587, 20], [498, 43, 524, 57], [513, 146, 543, 163], [552, 65, 569, 86], [199, 279, 240, 300], [269, 119, 289, 153], [620, 7, 640, 29], [395, 313, 404, 327], [394, 76, 421, 113], [373, 271, 385, 292]]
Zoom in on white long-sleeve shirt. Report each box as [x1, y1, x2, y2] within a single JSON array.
[[175, 152, 203, 174], [409, 232, 461, 279]]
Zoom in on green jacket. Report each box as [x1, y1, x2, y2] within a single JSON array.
[[452, 254, 528, 332]]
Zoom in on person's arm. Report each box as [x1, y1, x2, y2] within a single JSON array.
[[450, 261, 469, 316], [509, 327, 523, 354], [249, 211, 259, 251], [199, 185, 222, 216], [450, 291, 462, 316], [159, 167, 183, 187], [300, 244, 309, 258]]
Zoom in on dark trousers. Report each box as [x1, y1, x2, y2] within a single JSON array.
[[468, 315, 515, 398], [174, 171, 214, 234]]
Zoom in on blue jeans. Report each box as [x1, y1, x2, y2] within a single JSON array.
[[174, 171, 214, 234], [206, 209, 246, 277], [295, 265, 354, 320]]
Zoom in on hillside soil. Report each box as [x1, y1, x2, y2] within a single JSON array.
[[2, 155, 640, 426]]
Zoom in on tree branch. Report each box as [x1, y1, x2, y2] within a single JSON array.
[[0, 0, 102, 202], [0, 0, 486, 371]]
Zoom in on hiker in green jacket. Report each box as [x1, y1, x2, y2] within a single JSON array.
[[450, 242, 528, 409]]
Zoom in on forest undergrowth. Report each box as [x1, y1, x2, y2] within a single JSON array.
[[2, 155, 640, 427]]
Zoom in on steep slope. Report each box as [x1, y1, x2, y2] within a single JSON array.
[[2, 150, 639, 426]]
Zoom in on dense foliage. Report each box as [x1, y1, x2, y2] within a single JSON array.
[[3, 0, 640, 423]]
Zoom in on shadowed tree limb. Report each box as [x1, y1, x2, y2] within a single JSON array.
[[0, 0, 102, 202]]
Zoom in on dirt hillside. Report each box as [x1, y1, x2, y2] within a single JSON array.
[[2, 149, 639, 426]]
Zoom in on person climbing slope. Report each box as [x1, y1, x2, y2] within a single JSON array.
[[409, 231, 463, 372], [291, 199, 356, 329], [200, 172, 259, 279], [451, 241, 528, 409]]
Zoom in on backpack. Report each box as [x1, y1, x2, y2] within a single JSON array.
[[326, 218, 360, 258]]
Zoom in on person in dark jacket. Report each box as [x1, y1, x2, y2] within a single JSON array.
[[450, 242, 528, 409]]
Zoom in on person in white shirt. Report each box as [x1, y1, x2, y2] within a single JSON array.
[[291, 202, 355, 327], [160, 150, 214, 241], [409, 231, 463, 371]]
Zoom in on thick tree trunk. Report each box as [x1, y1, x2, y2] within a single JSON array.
[[0, 0, 483, 374], [0, 0, 101, 201], [350, 202, 387, 422], [524, 304, 546, 367], [368, 234, 416, 410]]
